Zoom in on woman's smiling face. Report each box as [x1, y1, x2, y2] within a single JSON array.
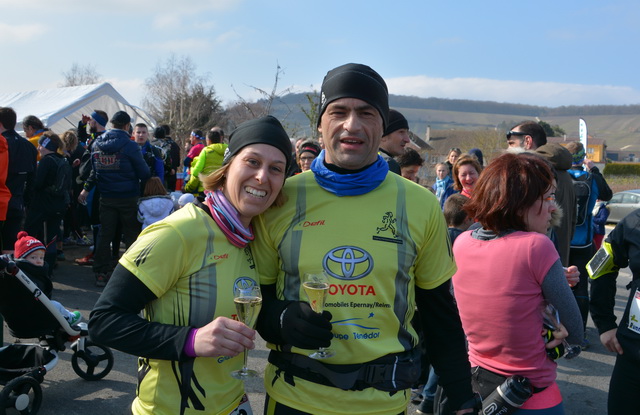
[[222, 144, 286, 227], [458, 164, 479, 192]]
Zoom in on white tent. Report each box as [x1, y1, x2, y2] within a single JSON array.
[[0, 82, 156, 134]]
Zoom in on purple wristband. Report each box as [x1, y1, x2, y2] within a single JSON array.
[[184, 328, 198, 358]]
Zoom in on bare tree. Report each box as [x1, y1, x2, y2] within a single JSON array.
[[300, 89, 321, 140], [60, 63, 103, 87], [227, 63, 294, 127], [143, 55, 222, 145], [459, 129, 504, 164]]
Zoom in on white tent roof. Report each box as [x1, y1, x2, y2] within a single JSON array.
[[0, 82, 156, 134]]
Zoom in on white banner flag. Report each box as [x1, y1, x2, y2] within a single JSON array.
[[579, 118, 588, 150]]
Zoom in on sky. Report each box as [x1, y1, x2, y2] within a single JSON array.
[[2, 0, 640, 110]]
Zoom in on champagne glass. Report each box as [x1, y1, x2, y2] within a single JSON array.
[[231, 284, 262, 379], [541, 302, 581, 359], [303, 272, 335, 359]]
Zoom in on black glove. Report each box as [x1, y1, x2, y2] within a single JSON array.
[[280, 301, 333, 349]]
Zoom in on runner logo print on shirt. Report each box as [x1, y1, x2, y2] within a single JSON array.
[[373, 211, 403, 244]]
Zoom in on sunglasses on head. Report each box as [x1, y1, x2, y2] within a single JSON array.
[[506, 131, 528, 140]]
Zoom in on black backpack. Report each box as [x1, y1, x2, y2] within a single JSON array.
[[151, 139, 173, 175], [46, 156, 72, 204], [572, 172, 592, 227]]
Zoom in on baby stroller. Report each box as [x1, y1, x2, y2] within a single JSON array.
[[0, 261, 114, 415]]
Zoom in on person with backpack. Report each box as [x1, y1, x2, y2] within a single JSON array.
[[566, 141, 612, 348], [150, 126, 177, 191], [24, 131, 72, 276], [157, 125, 181, 192]]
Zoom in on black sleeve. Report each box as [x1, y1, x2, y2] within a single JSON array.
[[170, 141, 181, 169], [416, 282, 474, 410], [590, 220, 627, 334], [590, 273, 619, 334], [590, 166, 613, 201], [255, 283, 292, 345], [77, 121, 89, 144], [89, 264, 192, 361], [77, 145, 93, 186]]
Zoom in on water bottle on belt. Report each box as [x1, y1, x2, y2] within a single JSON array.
[[481, 375, 533, 415]]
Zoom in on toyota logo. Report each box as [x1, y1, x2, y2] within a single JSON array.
[[323, 246, 373, 280], [234, 277, 257, 291]]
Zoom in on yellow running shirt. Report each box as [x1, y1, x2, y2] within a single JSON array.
[[120, 204, 257, 415], [253, 171, 456, 415]]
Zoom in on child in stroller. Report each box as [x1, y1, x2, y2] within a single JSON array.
[[9, 232, 82, 326], [0, 234, 114, 415]]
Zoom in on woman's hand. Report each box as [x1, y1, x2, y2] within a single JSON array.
[[193, 316, 256, 357], [564, 266, 580, 287], [543, 322, 568, 350]]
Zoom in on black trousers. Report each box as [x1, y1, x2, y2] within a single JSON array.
[[569, 244, 595, 333], [609, 352, 640, 413]]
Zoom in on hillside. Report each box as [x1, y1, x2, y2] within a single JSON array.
[[269, 93, 640, 150]]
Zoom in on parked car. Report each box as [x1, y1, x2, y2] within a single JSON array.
[[606, 189, 640, 224]]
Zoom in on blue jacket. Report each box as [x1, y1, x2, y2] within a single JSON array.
[[432, 176, 457, 210], [86, 129, 150, 198], [140, 141, 165, 183], [592, 202, 610, 236], [569, 166, 612, 247]]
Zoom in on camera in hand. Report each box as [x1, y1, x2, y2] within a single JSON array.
[[482, 375, 533, 415]]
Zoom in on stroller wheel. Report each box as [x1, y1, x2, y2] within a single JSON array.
[[0, 375, 42, 415], [71, 340, 114, 381]]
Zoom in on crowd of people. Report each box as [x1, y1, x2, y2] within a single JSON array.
[[0, 61, 635, 415]]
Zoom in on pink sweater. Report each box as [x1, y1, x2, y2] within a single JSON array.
[[452, 230, 559, 388]]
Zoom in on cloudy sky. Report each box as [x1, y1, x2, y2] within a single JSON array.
[[1, 0, 639, 108]]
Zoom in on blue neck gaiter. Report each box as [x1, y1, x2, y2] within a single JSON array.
[[310, 150, 389, 197]]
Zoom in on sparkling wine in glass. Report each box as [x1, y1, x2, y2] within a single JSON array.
[[303, 272, 335, 359], [231, 284, 262, 379]]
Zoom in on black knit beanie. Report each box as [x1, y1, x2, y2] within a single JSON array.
[[383, 109, 409, 136], [317, 63, 389, 129], [223, 115, 292, 170]]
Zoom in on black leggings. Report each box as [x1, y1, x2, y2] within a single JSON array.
[[609, 352, 640, 414]]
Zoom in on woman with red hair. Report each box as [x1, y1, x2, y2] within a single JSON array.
[[452, 152, 582, 414]]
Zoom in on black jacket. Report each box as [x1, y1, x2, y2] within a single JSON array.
[[2, 129, 37, 210], [590, 209, 640, 355]]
